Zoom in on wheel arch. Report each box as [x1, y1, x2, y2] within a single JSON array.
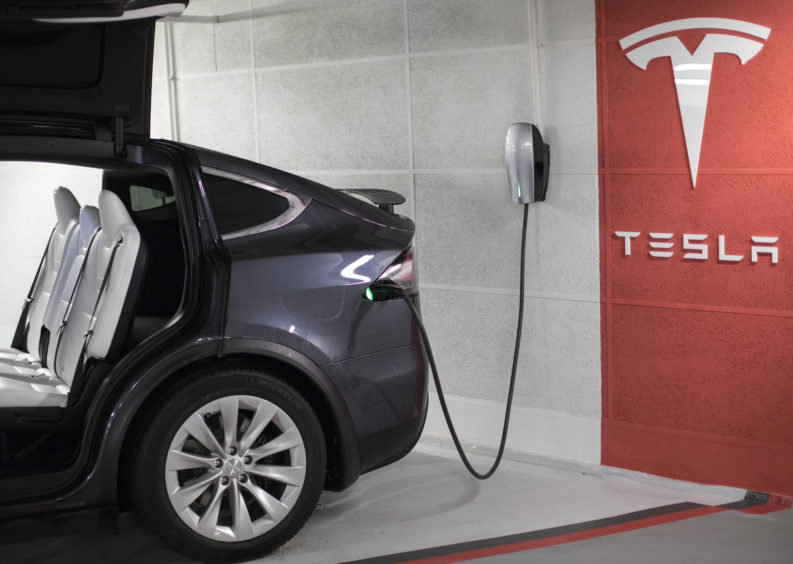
[[113, 339, 361, 510]]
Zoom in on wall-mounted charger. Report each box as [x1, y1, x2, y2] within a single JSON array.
[[397, 123, 551, 480], [505, 123, 550, 205]]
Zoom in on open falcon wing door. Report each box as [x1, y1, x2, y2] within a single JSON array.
[[0, 1, 187, 145]]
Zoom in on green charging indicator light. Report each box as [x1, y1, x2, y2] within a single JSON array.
[[364, 287, 374, 301]]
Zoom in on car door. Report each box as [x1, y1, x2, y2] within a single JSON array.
[[0, 1, 187, 144]]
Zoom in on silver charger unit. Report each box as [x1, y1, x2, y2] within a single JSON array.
[[505, 122, 550, 205]]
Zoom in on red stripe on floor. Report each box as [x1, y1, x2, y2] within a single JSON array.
[[400, 506, 729, 564], [740, 504, 789, 515], [740, 494, 793, 515]]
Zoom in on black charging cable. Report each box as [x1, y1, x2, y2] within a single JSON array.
[[402, 203, 529, 479]]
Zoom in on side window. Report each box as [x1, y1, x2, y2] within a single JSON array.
[[201, 172, 291, 237], [130, 184, 175, 212]]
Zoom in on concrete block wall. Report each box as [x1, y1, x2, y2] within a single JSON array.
[[153, 0, 601, 463], [0, 0, 785, 494]]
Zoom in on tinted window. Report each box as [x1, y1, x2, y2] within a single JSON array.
[[130, 184, 175, 212], [202, 173, 290, 236]]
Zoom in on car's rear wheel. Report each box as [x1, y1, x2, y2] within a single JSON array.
[[132, 366, 326, 562]]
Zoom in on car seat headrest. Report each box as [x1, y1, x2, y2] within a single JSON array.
[[79, 206, 100, 247], [54, 186, 80, 235], [98, 190, 134, 247]]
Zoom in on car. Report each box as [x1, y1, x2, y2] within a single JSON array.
[[0, 2, 427, 561]]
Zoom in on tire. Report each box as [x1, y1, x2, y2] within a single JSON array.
[[131, 365, 326, 563]]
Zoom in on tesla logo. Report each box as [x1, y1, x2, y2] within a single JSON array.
[[615, 231, 779, 264], [620, 18, 771, 188]]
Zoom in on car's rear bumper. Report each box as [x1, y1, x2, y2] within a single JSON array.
[[323, 339, 428, 473]]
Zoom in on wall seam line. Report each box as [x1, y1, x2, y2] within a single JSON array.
[[609, 298, 793, 319], [167, 45, 531, 79], [291, 169, 601, 176], [420, 282, 599, 304], [528, 0, 543, 131], [597, 0, 614, 423], [403, 0, 417, 223], [248, 0, 261, 163], [164, 22, 180, 141]]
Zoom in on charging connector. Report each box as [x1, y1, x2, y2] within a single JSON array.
[[401, 204, 529, 479]]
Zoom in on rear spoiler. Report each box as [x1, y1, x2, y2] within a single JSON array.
[[339, 189, 406, 214]]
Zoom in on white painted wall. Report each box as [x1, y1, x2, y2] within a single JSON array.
[[151, 0, 601, 463], [0, 0, 599, 463], [0, 0, 600, 464]]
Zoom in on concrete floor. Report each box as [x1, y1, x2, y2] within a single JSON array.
[[1, 445, 791, 563]]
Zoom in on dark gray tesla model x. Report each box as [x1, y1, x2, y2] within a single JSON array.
[[0, 2, 427, 561]]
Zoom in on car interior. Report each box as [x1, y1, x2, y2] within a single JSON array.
[[0, 164, 185, 476]]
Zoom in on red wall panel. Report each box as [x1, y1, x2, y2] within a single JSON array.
[[598, 0, 793, 494]]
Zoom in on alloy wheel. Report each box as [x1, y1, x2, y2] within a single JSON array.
[[164, 394, 307, 542]]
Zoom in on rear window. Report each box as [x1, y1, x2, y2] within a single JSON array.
[[201, 173, 290, 237]]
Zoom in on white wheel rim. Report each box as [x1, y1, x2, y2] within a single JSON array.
[[164, 395, 307, 542]]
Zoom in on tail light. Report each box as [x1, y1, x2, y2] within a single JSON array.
[[364, 247, 417, 301]]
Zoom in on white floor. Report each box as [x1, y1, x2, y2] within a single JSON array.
[[265, 444, 744, 563], [7, 442, 783, 564]]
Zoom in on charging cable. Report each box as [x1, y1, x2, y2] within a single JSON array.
[[402, 204, 529, 479]]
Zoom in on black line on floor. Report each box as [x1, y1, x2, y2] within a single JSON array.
[[719, 500, 761, 510], [342, 501, 705, 564], [719, 490, 770, 511]]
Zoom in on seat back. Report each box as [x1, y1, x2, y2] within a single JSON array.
[[43, 205, 100, 368], [54, 191, 146, 387], [24, 187, 79, 355]]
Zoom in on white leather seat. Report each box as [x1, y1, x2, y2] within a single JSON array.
[[0, 206, 99, 375], [0, 206, 100, 370], [0, 187, 79, 363], [0, 191, 146, 408], [43, 206, 101, 365]]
